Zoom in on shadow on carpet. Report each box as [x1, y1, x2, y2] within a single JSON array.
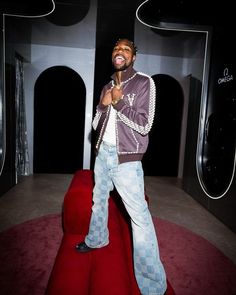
[[0, 214, 236, 295]]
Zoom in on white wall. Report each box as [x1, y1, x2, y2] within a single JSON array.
[[134, 19, 206, 90], [24, 46, 96, 173], [24, 0, 97, 174]]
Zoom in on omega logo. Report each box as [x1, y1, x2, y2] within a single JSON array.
[[218, 68, 233, 84]]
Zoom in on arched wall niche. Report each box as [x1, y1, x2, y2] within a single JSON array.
[[143, 74, 184, 176], [34, 66, 86, 173]]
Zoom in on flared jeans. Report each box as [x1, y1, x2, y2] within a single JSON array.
[[85, 141, 167, 295]]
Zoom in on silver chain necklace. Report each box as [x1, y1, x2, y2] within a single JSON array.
[[112, 72, 137, 88]]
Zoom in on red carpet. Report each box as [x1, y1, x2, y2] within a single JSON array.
[[0, 214, 236, 295]]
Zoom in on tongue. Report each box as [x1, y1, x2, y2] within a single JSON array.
[[116, 58, 123, 65]]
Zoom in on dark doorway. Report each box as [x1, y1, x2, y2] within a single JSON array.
[[34, 66, 86, 173], [143, 74, 184, 176]]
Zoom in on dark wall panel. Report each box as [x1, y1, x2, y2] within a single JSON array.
[[90, 0, 142, 168], [0, 64, 16, 196], [183, 26, 236, 233]]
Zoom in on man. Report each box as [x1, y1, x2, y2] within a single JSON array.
[[75, 38, 167, 295]]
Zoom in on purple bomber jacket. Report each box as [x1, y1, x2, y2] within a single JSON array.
[[92, 65, 156, 164]]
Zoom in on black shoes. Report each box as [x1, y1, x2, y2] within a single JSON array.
[[75, 241, 94, 253]]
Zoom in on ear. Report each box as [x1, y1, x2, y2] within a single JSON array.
[[132, 55, 136, 62]]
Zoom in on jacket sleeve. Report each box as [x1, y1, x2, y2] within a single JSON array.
[[92, 86, 109, 130], [113, 74, 156, 135]]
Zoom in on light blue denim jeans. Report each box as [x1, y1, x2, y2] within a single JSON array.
[[85, 141, 167, 295]]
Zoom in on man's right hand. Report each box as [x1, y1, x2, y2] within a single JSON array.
[[101, 89, 112, 106]]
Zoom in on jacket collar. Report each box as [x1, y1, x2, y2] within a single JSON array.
[[111, 65, 136, 83]]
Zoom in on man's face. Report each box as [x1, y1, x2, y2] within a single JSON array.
[[112, 40, 136, 71]]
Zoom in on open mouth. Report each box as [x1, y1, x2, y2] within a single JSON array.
[[114, 55, 125, 65]]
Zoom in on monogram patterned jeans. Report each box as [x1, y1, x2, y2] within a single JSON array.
[[85, 141, 167, 295]]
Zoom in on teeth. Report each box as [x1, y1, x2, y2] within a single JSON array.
[[115, 55, 125, 61]]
